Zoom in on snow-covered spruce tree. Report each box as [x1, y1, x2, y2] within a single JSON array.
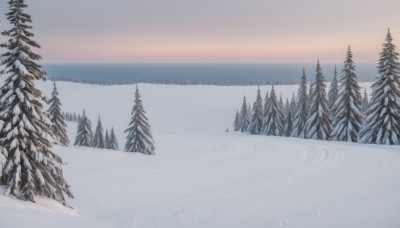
[[291, 68, 309, 138], [125, 85, 155, 154], [306, 61, 332, 140], [362, 88, 369, 114], [233, 109, 240, 131], [109, 128, 119, 150], [74, 110, 93, 147], [248, 86, 263, 135], [289, 92, 296, 116], [262, 85, 285, 136], [93, 116, 105, 148], [48, 82, 69, 146], [0, 0, 73, 204], [263, 91, 269, 117], [328, 65, 339, 118], [284, 98, 290, 117], [284, 107, 293, 137], [239, 96, 250, 132], [331, 47, 363, 142], [105, 129, 111, 149], [359, 30, 400, 145], [278, 93, 285, 116]]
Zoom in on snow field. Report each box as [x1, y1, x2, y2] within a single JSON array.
[[1, 81, 399, 228]]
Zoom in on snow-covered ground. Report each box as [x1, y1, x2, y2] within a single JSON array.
[[1, 81, 399, 228]]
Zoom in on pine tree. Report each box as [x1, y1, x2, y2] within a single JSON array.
[[105, 129, 111, 149], [239, 96, 250, 132], [291, 68, 309, 138], [362, 88, 369, 113], [48, 82, 69, 146], [93, 116, 105, 148], [74, 110, 93, 147], [233, 109, 240, 131], [263, 91, 269, 116], [284, 98, 290, 117], [278, 93, 285, 115], [109, 128, 119, 150], [262, 85, 285, 136], [306, 61, 332, 140], [359, 30, 400, 145], [331, 47, 363, 142], [284, 109, 293, 137], [0, 0, 72, 204], [248, 86, 263, 135], [125, 85, 155, 154], [289, 92, 296, 116], [328, 65, 339, 118]]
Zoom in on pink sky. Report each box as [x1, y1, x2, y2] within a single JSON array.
[[1, 0, 399, 63]]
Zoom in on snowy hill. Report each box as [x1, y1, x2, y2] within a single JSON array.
[[1, 82, 399, 228]]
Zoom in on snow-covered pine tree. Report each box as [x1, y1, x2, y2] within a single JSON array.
[[262, 85, 285, 136], [74, 110, 93, 147], [125, 85, 155, 154], [248, 86, 263, 135], [73, 113, 77, 122], [48, 82, 69, 146], [331, 47, 363, 142], [239, 96, 250, 132], [328, 65, 339, 118], [359, 30, 400, 145], [105, 129, 111, 149], [284, 98, 290, 117], [306, 61, 332, 140], [233, 109, 240, 131], [289, 92, 296, 116], [284, 108, 293, 137], [291, 68, 309, 138], [93, 116, 105, 148], [263, 91, 269, 117], [109, 128, 119, 150], [362, 88, 369, 113], [0, 0, 73, 204], [278, 93, 285, 115], [308, 82, 314, 104]]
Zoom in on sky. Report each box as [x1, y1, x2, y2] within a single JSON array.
[[0, 0, 400, 63]]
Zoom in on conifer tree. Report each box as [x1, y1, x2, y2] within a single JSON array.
[[263, 91, 269, 116], [233, 109, 240, 131], [93, 116, 105, 148], [262, 85, 284, 136], [328, 66, 339, 118], [48, 82, 69, 146], [284, 109, 293, 137], [109, 128, 119, 150], [362, 88, 369, 113], [284, 98, 290, 117], [291, 68, 309, 138], [239, 96, 250, 132], [74, 110, 93, 147], [248, 86, 263, 135], [0, 0, 72, 204], [105, 129, 111, 149], [331, 47, 363, 142], [289, 92, 296, 116], [278, 93, 285, 115], [359, 30, 400, 145], [306, 61, 332, 140], [125, 85, 155, 154]]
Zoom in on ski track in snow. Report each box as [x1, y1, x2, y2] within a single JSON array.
[[48, 134, 400, 228]]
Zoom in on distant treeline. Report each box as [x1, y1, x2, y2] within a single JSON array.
[[47, 76, 297, 86]]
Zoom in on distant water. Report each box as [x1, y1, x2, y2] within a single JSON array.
[[43, 63, 378, 85]]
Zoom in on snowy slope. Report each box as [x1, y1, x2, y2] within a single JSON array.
[[1, 82, 399, 228]]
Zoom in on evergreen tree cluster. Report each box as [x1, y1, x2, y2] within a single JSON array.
[[74, 110, 119, 150], [64, 112, 80, 122], [234, 29, 400, 145]]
